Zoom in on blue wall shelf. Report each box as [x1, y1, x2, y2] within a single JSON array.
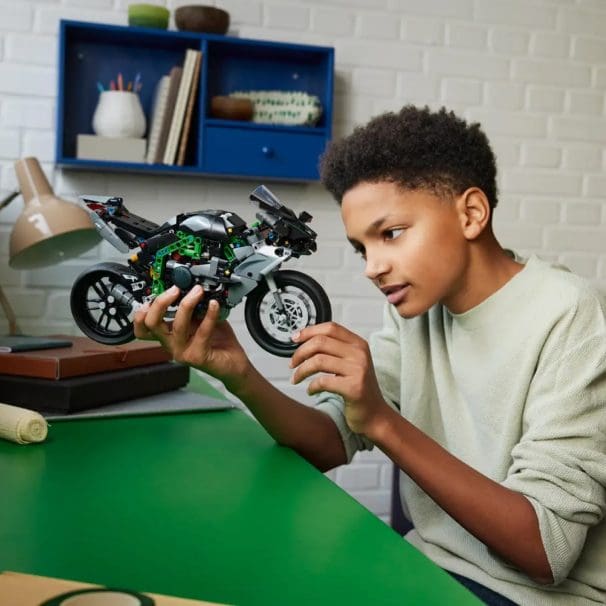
[[56, 20, 334, 182]]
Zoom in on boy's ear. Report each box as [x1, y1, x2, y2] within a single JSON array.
[[455, 188, 491, 240]]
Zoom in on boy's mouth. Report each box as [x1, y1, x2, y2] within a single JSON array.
[[381, 284, 410, 305]]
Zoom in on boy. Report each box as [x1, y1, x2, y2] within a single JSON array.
[[134, 106, 606, 605]]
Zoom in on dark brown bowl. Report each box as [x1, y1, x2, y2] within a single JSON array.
[[210, 96, 254, 121], [175, 5, 230, 35]]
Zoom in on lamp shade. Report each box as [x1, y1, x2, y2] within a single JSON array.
[[9, 157, 100, 270]]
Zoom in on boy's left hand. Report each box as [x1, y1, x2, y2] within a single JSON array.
[[289, 322, 389, 436]]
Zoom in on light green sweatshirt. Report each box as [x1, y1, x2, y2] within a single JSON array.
[[316, 255, 606, 605]]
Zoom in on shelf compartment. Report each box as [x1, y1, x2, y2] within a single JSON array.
[[205, 38, 333, 131], [56, 21, 203, 167], [203, 125, 327, 181]]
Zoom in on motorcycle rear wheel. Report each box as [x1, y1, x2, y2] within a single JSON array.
[[70, 262, 141, 345], [244, 270, 332, 357]]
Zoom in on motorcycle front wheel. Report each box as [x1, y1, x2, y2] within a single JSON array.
[[70, 262, 142, 345], [244, 270, 332, 357]]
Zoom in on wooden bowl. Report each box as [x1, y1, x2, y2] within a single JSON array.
[[175, 5, 230, 35], [210, 96, 254, 121]]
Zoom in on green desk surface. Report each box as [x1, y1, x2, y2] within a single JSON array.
[[0, 391, 481, 605]]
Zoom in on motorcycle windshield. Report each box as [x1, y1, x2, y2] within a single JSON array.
[[249, 185, 297, 220]]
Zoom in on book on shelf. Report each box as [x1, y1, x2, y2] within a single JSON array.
[[163, 48, 201, 165], [176, 50, 203, 166], [78, 134, 147, 163], [151, 66, 183, 164], [0, 335, 172, 380], [145, 74, 170, 164]]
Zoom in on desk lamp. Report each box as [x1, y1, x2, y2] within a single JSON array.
[[0, 157, 100, 349]]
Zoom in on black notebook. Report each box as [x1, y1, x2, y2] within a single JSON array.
[[0, 335, 73, 353], [0, 362, 189, 413]]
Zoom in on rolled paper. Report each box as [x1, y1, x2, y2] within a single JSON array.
[[0, 402, 48, 444]]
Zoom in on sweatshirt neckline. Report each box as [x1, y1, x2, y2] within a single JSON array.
[[446, 255, 538, 329]]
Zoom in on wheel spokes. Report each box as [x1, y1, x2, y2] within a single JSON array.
[[260, 286, 313, 342], [82, 276, 132, 337]]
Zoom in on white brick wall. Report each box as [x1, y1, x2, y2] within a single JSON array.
[[1, 0, 605, 527]]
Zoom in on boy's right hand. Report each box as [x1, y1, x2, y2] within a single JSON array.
[[133, 285, 251, 389]]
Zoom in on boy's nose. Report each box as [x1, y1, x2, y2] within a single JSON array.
[[364, 255, 388, 280]]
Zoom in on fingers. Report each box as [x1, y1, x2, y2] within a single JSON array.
[[294, 321, 358, 340], [306, 373, 344, 396], [291, 352, 354, 385], [171, 285, 203, 349], [189, 298, 221, 350], [288, 321, 374, 401], [144, 285, 181, 327], [289, 322, 366, 370], [291, 321, 360, 350], [133, 302, 154, 340], [133, 286, 181, 344]]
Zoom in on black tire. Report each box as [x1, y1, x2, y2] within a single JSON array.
[[244, 270, 332, 357], [70, 262, 141, 345]]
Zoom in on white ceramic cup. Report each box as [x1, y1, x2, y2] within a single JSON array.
[[92, 91, 146, 138]]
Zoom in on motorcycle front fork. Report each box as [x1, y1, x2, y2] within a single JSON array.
[[264, 274, 285, 313]]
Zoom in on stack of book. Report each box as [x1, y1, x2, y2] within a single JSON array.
[[0, 336, 189, 414], [146, 48, 202, 166]]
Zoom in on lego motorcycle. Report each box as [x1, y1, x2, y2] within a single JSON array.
[[70, 185, 331, 357]]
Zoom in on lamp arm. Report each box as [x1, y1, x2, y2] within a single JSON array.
[[0, 284, 20, 336], [0, 190, 20, 211], [0, 190, 22, 335]]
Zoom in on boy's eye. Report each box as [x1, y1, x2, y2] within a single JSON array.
[[384, 228, 405, 241]]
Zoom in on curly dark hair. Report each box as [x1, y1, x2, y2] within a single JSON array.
[[319, 105, 498, 209]]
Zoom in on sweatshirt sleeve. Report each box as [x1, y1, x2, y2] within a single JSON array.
[[314, 303, 403, 463], [502, 299, 606, 584]]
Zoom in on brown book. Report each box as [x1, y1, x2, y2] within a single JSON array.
[[176, 50, 202, 166], [0, 335, 171, 380], [145, 74, 170, 164], [152, 65, 183, 164]]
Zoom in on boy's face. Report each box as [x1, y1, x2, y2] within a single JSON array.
[[341, 180, 471, 318]]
